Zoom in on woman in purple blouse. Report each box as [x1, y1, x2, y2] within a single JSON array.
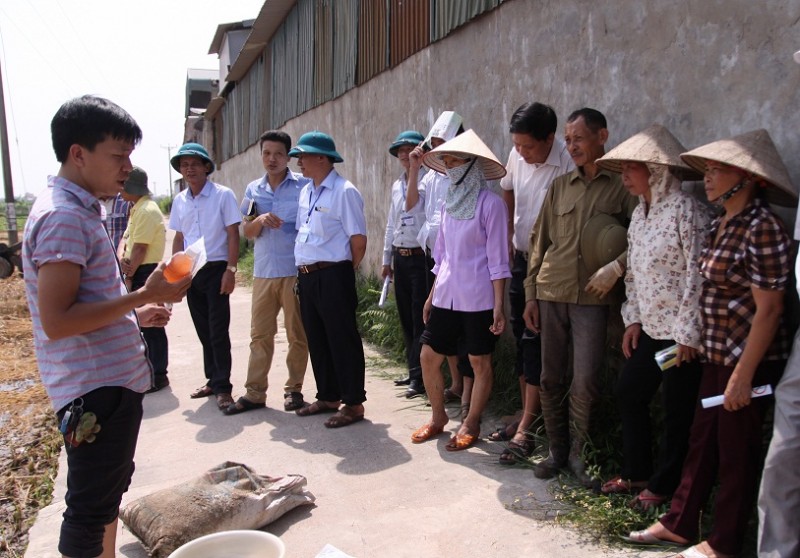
[[409, 129, 511, 452]]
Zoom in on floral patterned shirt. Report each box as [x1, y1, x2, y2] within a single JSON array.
[[622, 184, 710, 348]]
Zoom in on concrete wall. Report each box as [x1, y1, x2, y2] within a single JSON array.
[[209, 0, 800, 276]]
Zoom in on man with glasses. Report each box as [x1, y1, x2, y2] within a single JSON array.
[[169, 143, 241, 411]]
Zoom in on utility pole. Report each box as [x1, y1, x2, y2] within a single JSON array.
[[161, 144, 177, 197], [0, 54, 17, 244]]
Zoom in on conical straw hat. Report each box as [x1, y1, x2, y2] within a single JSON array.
[[681, 129, 797, 207], [422, 129, 507, 180], [596, 124, 701, 180]]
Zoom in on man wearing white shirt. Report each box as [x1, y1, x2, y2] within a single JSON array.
[[495, 102, 574, 459], [169, 143, 241, 410]]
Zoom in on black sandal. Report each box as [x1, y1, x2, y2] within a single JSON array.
[[223, 396, 265, 415], [499, 437, 535, 465]]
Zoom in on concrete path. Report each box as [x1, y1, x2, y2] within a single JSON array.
[[25, 284, 664, 557]]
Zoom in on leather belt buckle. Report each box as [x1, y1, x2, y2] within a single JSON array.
[[298, 265, 310, 274]]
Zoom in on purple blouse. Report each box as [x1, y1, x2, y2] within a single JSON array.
[[432, 189, 511, 311]]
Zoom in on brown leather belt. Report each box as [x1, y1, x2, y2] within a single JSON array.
[[297, 261, 339, 274], [393, 247, 425, 257]]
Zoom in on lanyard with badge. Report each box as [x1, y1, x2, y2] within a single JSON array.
[[298, 186, 323, 243]]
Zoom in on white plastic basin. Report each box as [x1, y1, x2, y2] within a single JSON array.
[[168, 529, 285, 558]]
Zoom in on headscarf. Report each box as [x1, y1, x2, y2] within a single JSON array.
[[445, 158, 487, 220]]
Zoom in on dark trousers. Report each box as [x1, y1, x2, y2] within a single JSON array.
[[393, 250, 428, 382], [298, 261, 366, 406], [509, 250, 542, 385], [660, 361, 784, 555], [615, 332, 701, 494], [58, 387, 143, 558], [131, 263, 168, 378], [186, 261, 232, 394]]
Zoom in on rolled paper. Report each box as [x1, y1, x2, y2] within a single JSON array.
[[701, 384, 773, 409], [378, 276, 391, 308]]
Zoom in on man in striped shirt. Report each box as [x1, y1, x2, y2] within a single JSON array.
[[22, 95, 190, 558]]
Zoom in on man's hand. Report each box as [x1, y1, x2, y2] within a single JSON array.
[[723, 371, 752, 412], [141, 262, 191, 303], [381, 265, 393, 280], [522, 300, 540, 333], [120, 257, 134, 277], [675, 344, 698, 367], [585, 260, 624, 298], [409, 145, 424, 171], [136, 304, 171, 328], [220, 270, 236, 295], [490, 307, 506, 336], [622, 323, 641, 359], [256, 212, 283, 229]]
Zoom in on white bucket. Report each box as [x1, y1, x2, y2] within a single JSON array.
[[168, 529, 285, 558]]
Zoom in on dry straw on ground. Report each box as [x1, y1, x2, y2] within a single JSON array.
[[0, 276, 61, 557]]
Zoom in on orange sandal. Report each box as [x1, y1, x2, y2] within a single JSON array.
[[411, 423, 445, 444], [445, 432, 477, 451]]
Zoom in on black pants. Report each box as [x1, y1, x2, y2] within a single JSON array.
[[186, 261, 232, 394], [615, 331, 702, 494], [392, 250, 428, 382], [131, 263, 168, 378], [508, 250, 542, 385], [298, 261, 366, 405]]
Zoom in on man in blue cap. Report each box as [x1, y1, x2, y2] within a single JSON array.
[[382, 130, 429, 398], [290, 131, 368, 428], [169, 142, 241, 411]]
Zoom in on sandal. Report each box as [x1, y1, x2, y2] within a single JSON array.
[[445, 432, 477, 452], [443, 388, 461, 403], [215, 393, 234, 410], [499, 437, 535, 465], [601, 475, 648, 495], [622, 529, 688, 547], [411, 423, 445, 444], [628, 488, 668, 510], [295, 400, 339, 417], [223, 396, 265, 415], [324, 406, 364, 428], [460, 404, 470, 422], [283, 392, 305, 411], [487, 420, 519, 442], [190, 385, 213, 399]]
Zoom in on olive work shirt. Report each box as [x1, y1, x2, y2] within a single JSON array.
[[524, 168, 637, 306]]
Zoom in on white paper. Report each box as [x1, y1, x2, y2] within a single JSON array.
[[378, 275, 391, 308], [315, 544, 356, 558], [184, 237, 208, 278], [701, 384, 773, 409]]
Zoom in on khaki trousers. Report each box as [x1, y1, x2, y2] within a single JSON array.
[[245, 276, 308, 403]]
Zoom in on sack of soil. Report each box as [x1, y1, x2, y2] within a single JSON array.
[[119, 461, 315, 557]]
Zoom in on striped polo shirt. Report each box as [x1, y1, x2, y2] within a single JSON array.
[[23, 176, 152, 412]]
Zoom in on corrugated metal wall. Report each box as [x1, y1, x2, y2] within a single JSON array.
[[431, 0, 503, 42], [390, 0, 429, 67], [333, 0, 358, 98], [314, 0, 334, 106], [357, 0, 389, 85], [218, 53, 272, 161]]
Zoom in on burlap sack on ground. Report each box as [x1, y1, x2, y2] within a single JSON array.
[[120, 461, 315, 557]]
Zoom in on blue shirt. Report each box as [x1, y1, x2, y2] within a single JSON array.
[[168, 180, 241, 262], [245, 170, 309, 278], [294, 169, 367, 265]]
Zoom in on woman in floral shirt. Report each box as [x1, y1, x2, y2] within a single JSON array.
[[595, 124, 710, 509], [627, 129, 795, 558]]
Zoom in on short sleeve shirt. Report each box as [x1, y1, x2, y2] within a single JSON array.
[[700, 198, 791, 365], [123, 196, 166, 265]]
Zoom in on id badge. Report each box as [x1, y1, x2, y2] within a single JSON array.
[[297, 223, 310, 243], [401, 215, 415, 227]]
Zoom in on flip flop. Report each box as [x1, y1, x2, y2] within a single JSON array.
[[601, 475, 648, 495], [324, 407, 364, 428], [295, 400, 339, 417], [445, 432, 477, 451], [487, 421, 518, 442], [622, 529, 686, 547], [189, 385, 213, 399], [411, 423, 445, 443], [223, 396, 266, 415]]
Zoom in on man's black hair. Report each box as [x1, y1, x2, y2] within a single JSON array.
[[51, 95, 142, 163], [566, 108, 608, 134], [509, 102, 557, 141], [259, 130, 292, 153]]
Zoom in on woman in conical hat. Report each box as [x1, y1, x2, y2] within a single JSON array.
[[594, 124, 710, 510], [409, 129, 510, 451], [628, 129, 795, 558]]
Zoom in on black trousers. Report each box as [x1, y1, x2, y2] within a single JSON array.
[[615, 331, 702, 494], [186, 261, 232, 394], [131, 263, 168, 378], [298, 261, 366, 405], [392, 250, 428, 382], [508, 250, 542, 385]]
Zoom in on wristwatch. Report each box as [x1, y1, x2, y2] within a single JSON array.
[[226, 265, 238, 274]]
